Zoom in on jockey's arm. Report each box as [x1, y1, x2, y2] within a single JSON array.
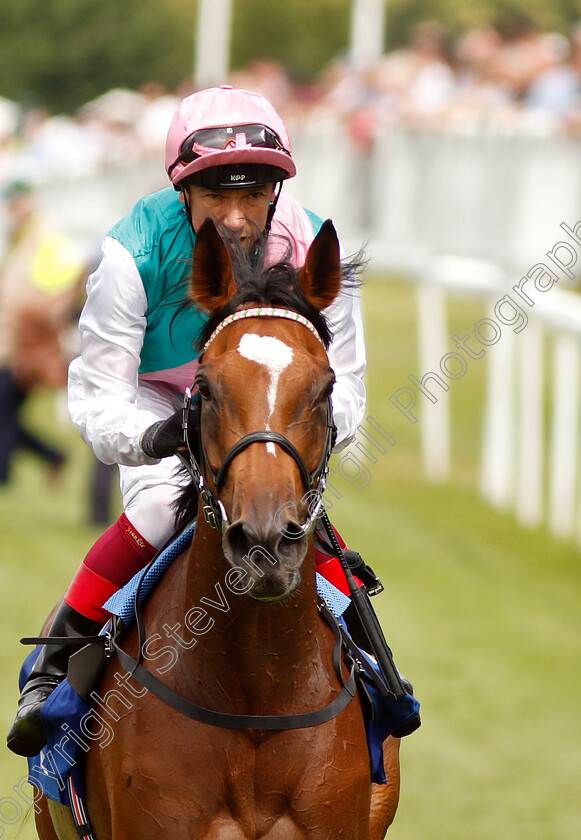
[[324, 283, 367, 451], [68, 237, 162, 467]]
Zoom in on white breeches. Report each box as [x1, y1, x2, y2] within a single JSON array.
[[118, 381, 191, 548]]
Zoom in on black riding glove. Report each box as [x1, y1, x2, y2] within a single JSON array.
[[141, 411, 184, 459], [140, 399, 201, 460]]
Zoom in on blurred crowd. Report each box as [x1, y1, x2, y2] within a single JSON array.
[[1, 19, 581, 189], [307, 19, 581, 148]]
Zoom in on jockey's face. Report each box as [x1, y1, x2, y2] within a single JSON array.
[[182, 183, 276, 249]]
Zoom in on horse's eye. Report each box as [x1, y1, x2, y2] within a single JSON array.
[[196, 378, 212, 401], [321, 378, 335, 401]]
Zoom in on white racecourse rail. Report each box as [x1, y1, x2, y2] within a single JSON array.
[[292, 119, 581, 547], [3, 119, 581, 545]]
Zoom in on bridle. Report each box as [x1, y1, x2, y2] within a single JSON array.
[[177, 307, 336, 535]]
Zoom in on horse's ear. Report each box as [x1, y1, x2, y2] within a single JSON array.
[[191, 218, 237, 314], [297, 220, 342, 312]]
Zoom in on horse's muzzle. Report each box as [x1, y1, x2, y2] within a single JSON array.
[[222, 516, 307, 601]]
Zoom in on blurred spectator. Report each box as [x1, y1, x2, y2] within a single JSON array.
[[135, 83, 181, 155], [0, 180, 82, 484], [452, 27, 509, 113], [228, 60, 293, 110], [76, 88, 148, 168], [525, 33, 580, 115], [401, 21, 455, 121], [493, 15, 545, 102]]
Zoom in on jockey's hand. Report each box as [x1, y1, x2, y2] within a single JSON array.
[[140, 411, 185, 459]]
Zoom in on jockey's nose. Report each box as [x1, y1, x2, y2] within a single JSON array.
[[220, 196, 245, 232]]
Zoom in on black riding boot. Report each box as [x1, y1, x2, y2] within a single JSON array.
[[6, 601, 101, 757]]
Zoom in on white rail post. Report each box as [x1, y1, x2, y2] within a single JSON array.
[[195, 0, 233, 89], [480, 326, 516, 509], [548, 333, 579, 539], [515, 318, 544, 528], [349, 0, 386, 68]]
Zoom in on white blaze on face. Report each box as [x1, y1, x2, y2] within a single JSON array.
[[238, 333, 294, 455]]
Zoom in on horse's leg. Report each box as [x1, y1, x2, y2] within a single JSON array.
[[369, 736, 401, 839], [33, 794, 58, 840]]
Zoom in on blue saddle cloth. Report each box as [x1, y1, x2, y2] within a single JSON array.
[[25, 523, 420, 804]]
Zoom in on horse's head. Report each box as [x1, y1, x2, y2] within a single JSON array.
[[188, 218, 343, 601]]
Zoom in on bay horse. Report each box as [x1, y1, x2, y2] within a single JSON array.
[[34, 219, 401, 839]]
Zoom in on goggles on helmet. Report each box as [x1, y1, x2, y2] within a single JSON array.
[[168, 123, 289, 178]]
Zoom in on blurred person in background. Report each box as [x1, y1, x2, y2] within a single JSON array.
[[451, 27, 509, 116], [525, 32, 581, 117], [566, 22, 581, 131], [401, 21, 455, 121], [7, 85, 368, 757], [493, 15, 546, 104], [0, 180, 82, 486]]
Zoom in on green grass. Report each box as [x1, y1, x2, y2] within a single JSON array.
[[0, 277, 580, 839]]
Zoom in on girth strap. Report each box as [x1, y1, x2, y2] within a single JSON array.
[[110, 600, 357, 731]]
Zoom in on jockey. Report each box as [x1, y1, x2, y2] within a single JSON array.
[[7, 85, 367, 757]]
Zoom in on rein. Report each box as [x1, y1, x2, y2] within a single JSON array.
[[179, 307, 336, 534]]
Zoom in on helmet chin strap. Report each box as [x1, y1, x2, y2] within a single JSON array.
[[181, 187, 194, 229], [264, 181, 283, 237], [248, 181, 284, 267]]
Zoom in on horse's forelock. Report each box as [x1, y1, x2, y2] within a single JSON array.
[[194, 235, 334, 352]]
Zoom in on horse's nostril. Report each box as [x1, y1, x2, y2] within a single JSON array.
[[223, 518, 307, 569], [278, 519, 304, 541], [224, 522, 257, 563]]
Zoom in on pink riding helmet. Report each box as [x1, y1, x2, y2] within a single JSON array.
[[165, 85, 296, 187]]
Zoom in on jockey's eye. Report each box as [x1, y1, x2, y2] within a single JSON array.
[[195, 377, 212, 401]]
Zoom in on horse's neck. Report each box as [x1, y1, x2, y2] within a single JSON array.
[[176, 522, 326, 698]]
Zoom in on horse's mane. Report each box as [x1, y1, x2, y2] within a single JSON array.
[[172, 228, 366, 529]]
